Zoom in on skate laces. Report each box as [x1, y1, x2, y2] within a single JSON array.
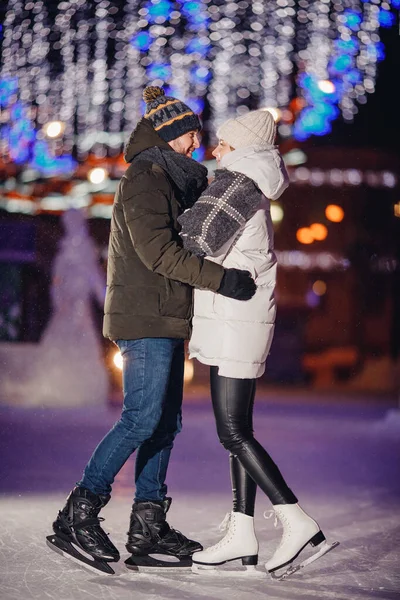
[[263, 510, 279, 528], [204, 513, 235, 553], [264, 509, 292, 549]]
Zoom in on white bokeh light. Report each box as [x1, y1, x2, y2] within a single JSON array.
[[44, 121, 64, 139], [113, 351, 123, 371], [88, 167, 108, 185]]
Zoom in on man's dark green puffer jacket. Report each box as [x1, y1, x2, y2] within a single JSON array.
[[103, 118, 225, 341]]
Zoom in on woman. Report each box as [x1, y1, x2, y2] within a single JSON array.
[[178, 109, 336, 577]]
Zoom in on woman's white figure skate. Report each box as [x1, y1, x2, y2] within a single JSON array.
[[265, 504, 339, 580], [192, 512, 262, 577]]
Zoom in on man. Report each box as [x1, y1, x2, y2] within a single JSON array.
[[46, 87, 256, 574]]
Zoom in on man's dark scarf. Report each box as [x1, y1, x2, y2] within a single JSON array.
[[138, 146, 208, 210]]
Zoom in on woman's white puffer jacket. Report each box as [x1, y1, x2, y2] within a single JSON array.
[[189, 145, 288, 379]]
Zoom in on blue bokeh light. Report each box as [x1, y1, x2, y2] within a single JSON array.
[[147, 63, 172, 81], [331, 54, 353, 74], [0, 77, 18, 108], [186, 38, 209, 57], [366, 42, 386, 62], [2, 0, 399, 156], [131, 31, 152, 51], [294, 74, 339, 141], [378, 9, 395, 28], [294, 0, 399, 142], [181, 1, 209, 25], [334, 39, 359, 55], [376, 42, 386, 62], [30, 141, 76, 176], [1, 78, 76, 175], [343, 10, 362, 31], [190, 65, 211, 84], [181, 1, 201, 16], [192, 146, 205, 161], [345, 70, 362, 85], [186, 97, 204, 114], [146, 0, 173, 22], [8, 102, 36, 163]]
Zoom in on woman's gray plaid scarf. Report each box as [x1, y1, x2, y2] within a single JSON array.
[[138, 147, 208, 210], [178, 169, 263, 257]]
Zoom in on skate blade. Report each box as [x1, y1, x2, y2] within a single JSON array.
[[46, 535, 115, 575], [192, 564, 264, 578], [125, 553, 192, 573], [270, 540, 340, 581]]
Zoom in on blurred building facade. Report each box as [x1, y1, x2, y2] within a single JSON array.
[[0, 144, 398, 398]]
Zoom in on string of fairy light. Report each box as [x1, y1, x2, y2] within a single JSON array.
[[0, 0, 399, 175]]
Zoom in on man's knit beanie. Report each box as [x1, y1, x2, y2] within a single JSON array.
[[217, 109, 276, 150], [143, 86, 201, 142]]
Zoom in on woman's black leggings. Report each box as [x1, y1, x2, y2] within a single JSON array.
[[210, 367, 297, 516]]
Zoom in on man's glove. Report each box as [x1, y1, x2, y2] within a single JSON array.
[[217, 268, 256, 301]]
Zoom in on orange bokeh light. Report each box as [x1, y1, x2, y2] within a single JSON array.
[[290, 97, 306, 113], [310, 223, 328, 241], [325, 204, 345, 222], [312, 280, 327, 296], [296, 227, 314, 244]]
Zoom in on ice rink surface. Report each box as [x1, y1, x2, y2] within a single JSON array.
[[1, 391, 399, 600]]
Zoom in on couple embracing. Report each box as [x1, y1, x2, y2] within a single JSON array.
[[47, 87, 336, 578]]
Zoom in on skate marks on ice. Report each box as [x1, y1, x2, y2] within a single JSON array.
[[294, 524, 400, 599], [269, 513, 400, 600], [89, 554, 399, 600], [68, 501, 400, 599], [1, 496, 399, 600], [2, 391, 400, 600], [269, 540, 340, 581]]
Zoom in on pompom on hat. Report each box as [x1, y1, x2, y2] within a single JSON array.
[[143, 86, 201, 142], [217, 109, 277, 150]]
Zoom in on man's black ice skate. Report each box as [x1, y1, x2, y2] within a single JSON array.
[[46, 486, 120, 575], [125, 497, 202, 572]]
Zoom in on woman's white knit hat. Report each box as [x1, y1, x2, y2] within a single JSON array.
[[217, 109, 276, 150]]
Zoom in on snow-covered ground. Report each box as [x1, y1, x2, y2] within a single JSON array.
[[1, 392, 399, 600]]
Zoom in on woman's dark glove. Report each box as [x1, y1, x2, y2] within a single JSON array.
[[217, 269, 256, 301]]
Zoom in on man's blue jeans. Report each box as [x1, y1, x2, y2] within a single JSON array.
[[79, 338, 184, 502]]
